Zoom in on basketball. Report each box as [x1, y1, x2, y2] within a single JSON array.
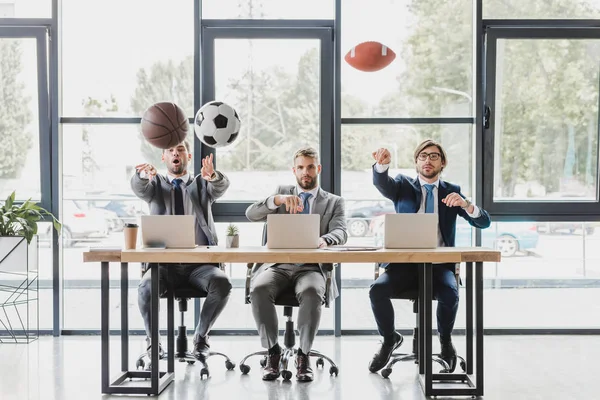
[[140, 102, 189, 149], [345, 41, 396, 72]]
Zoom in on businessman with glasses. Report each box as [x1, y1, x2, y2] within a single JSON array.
[[368, 139, 491, 374]]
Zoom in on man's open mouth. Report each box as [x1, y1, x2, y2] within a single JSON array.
[[173, 159, 181, 165]]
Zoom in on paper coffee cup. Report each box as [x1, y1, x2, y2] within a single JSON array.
[[123, 223, 139, 250]]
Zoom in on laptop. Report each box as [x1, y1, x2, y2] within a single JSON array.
[[141, 215, 197, 249], [384, 213, 438, 249], [266, 214, 320, 249]]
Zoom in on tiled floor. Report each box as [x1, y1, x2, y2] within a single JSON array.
[[0, 335, 597, 399]]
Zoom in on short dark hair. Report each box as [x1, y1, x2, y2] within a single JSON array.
[[413, 139, 447, 165], [163, 139, 191, 153], [293, 147, 319, 164]]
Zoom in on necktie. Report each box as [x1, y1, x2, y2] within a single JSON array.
[[172, 178, 185, 215], [298, 192, 312, 214], [424, 184, 435, 214]]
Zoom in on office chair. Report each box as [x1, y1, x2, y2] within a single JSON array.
[[135, 264, 236, 379], [374, 263, 466, 379], [238, 262, 339, 380]]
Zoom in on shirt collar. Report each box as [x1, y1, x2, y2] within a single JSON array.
[[166, 172, 190, 184], [296, 185, 319, 198], [418, 177, 439, 188]]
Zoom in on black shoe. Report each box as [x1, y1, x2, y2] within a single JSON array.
[[439, 335, 457, 373], [262, 352, 281, 381], [193, 335, 210, 362], [369, 332, 404, 373], [295, 351, 313, 382]]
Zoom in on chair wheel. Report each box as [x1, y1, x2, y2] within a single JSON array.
[[200, 367, 210, 379], [381, 368, 392, 379], [259, 356, 267, 367], [240, 364, 251, 374], [187, 361, 195, 365], [329, 366, 338, 376], [225, 360, 236, 370], [136, 359, 145, 370], [316, 358, 324, 368], [281, 370, 293, 381], [460, 360, 466, 372]]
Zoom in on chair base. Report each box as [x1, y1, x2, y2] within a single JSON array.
[[239, 347, 339, 380], [380, 351, 466, 379], [134, 333, 236, 380]]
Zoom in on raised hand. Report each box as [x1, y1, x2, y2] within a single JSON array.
[[274, 195, 304, 214], [372, 148, 392, 165], [135, 163, 157, 180], [200, 154, 215, 180], [442, 192, 468, 208]]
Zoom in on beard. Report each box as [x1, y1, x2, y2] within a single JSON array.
[[168, 159, 187, 175], [417, 165, 441, 179], [297, 175, 317, 190]]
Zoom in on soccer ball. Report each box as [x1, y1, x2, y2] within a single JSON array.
[[194, 101, 241, 148]]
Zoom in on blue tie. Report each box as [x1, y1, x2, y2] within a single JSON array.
[[424, 184, 435, 214], [298, 192, 312, 214], [172, 178, 185, 215]]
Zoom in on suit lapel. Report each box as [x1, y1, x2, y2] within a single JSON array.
[[438, 181, 449, 244], [160, 176, 173, 213], [412, 177, 423, 213], [312, 188, 327, 217]]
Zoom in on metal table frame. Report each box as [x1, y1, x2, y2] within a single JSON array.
[[100, 262, 175, 395], [418, 261, 483, 396]]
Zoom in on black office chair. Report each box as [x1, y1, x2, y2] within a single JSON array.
[[238, 262, 339, 380], [374, 263, 466, 379], [135, 265, 236, 379]]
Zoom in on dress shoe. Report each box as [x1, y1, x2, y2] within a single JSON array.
[[262, 352, 281, 381], [145, 337, 164, 370], [193, 335, 210, 362], [368, 331, 403, 373], [295, 352, 313, 382], [439, 334, 457, 373]]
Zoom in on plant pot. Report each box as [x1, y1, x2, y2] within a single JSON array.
[[0, 235, 38, 343], [226, 235, 239, 248]]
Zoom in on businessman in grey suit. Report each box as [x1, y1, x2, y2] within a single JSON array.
[[132, 140, 232, 366], [246, 146, 347, 382]]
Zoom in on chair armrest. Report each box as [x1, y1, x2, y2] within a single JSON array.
[[374, 262, 380, 280], [245, 263, 253, 304]]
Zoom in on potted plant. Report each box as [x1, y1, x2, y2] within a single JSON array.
[[0, 191, 61, 243], [0, 191, 61, 343], [225, 223, 239, 248]]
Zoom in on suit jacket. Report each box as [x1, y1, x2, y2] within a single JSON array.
[[131, 170, 230, 246], [372, 166, 491, 247], [245, 185, 348, 304]]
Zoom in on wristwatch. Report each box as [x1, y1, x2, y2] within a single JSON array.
[[461, 198, 472, 209]]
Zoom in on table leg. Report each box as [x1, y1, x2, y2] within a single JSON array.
[[476, 261, 484, 395], [120, 263, 128, 372], [150, 263, 159, 393], [101, 261, 110, 393], [466, 261, 473, 374]]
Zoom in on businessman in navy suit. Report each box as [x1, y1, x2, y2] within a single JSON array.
[[368, 139, 491, 373]]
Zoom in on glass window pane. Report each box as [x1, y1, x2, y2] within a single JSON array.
[[0, 37, 41, 201], [201, 0, 333, 19], [341, 0, 472, 118], [0, 0, 50, 18], [342, 221, 600, 330], [493, 39, 599, 201], [212, 39, 321, 201], [484, 0, 600, 19], [61, 0, 193, 117]]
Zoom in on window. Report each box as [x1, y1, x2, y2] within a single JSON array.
[[202, 0, 333, 19], [61, 0, 193, 117]]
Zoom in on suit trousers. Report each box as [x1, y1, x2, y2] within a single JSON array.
[[369, 263, 458, 339], [138, 264, 232, 339], [250, 263, 325, 353]]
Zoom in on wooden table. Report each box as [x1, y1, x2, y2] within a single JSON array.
[[84, 246, 500, 396]]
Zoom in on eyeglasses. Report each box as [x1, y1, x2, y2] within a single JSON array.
[[417, 152, 441, 161]]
